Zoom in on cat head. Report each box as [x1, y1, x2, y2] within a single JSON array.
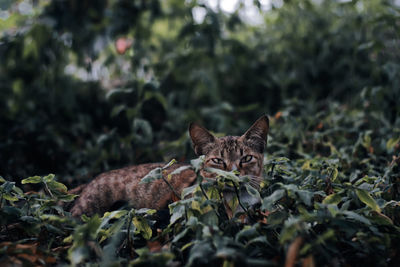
[[189, 115, 269, 177]]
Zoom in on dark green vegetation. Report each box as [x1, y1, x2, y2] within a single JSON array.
[[1, 0, 400, 266]]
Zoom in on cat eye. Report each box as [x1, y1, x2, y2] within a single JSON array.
[[241, 155, 253, 163], [211, 158, 224, 164]]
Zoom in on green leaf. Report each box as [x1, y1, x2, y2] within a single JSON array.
[[355, 189, 381, 212], [162, 159, 177, 169], [1, 181, 15, 192], [269, 157, 290, 164], [296, 190, 314, 206], [246, 236, 271, 247], [132, 217, 152, 240], [172, 228, 190, 243], [48, 180, 68, 193], [284, 184, 313, 206], [171, 165, 191, 175], [342, 211, 371, 225], [20, 215, 40, 224], [45, 223, 64, 235], [102, 210, 128, 220], [21, 176, 42, 184], [110, 104, 126, 117], [139, 168, 162, 184], [181, 241, 194, 251], [323, 193, 342, 205], [105, 88, 134, 100], [190, 156, 205, 172], [205, 168, 240, 184], [40, 214, 71, 223], [43, 174, 55, 183], [182, 184, 199, 198], [329, 167, 339, 182], [236, 227, 258, 242], [360, 176, 378, 184], [244, 184, 260, 199], [358, 41, 374, 50], [3, 194, 18, 202], [12, 186, 23, 195], [135, 208, 157, 215], [170, 203, 186, 224], [132, 118, 153, 145], [2, 206, 22, 217], [58, 194, 78, 202], [261, 189, 285, 210], [386, 137, 400, 151], [200, 210, 218, 225], [368, 211, 393, 226], [99, 217, 125, 243], [207, 187, 220, 200], [144, 91, 168, 110]]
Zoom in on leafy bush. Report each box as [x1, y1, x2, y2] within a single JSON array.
[[1, 0, 400, 265], [1, 0, 399, 181], [1, 101, 400, 265]]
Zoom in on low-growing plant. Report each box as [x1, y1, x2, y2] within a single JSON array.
[[1, 117, 399, 265]]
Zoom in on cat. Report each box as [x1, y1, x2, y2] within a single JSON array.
[[69, 115, 269, 217]]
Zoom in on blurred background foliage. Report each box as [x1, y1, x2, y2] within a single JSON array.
[[0, 0, 399, 184]]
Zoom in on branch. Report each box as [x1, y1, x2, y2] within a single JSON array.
[[233, 183, 256, 223], [160, 172, 181, 201]]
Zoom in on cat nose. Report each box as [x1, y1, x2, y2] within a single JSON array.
[[230, 164, 238, 173]]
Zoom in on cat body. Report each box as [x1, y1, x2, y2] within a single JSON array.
[[70, 116, 269, 217], [70, 163, 196, 217]]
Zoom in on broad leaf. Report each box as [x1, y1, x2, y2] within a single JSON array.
[[22, 176, 42, 184], [355, 189, 381, 212]]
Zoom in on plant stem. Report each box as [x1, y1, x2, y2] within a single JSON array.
[[44, 182, 54, 198], [199, 183, 209, 200], [233, 183, 256, 223], [199, 183, 222, 219], [218, 190, 230, 219], [270, 163, 276, 177], [160, 173, 181, 200], [0, 193, 3, 210], [127, 211, 134, 259]]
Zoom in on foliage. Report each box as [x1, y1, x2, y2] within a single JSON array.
[[1, 0, 400, 265], [1, 0, 399, 181], [1, 100, 400, 265]]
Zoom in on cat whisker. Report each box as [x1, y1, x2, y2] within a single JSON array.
[[243, 175, 262, 190]]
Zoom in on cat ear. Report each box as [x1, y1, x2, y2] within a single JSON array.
[[189, 123, 217, 155], [240, 115, 269, 153]]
